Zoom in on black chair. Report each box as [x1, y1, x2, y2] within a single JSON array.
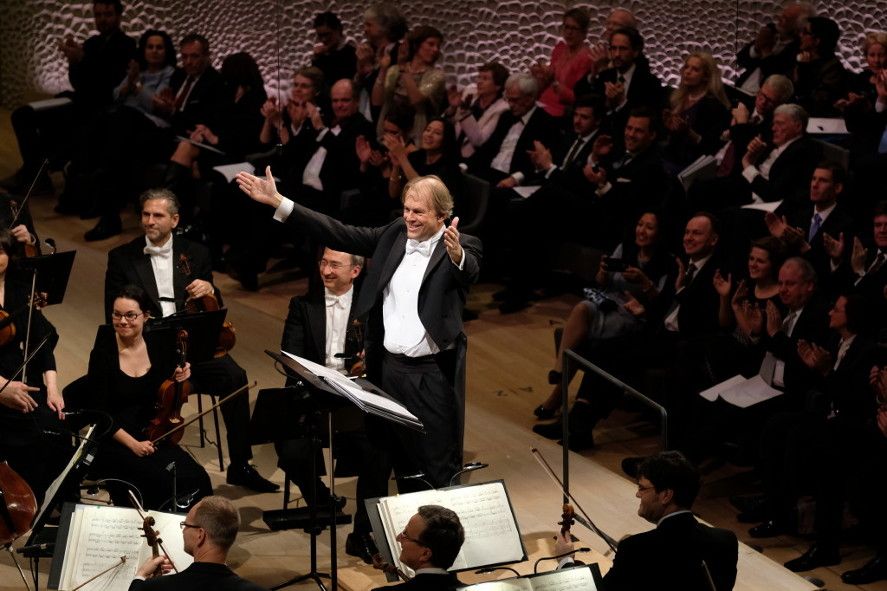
[[456, 172, 489, 236]]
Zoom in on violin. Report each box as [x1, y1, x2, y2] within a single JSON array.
[[0, 461, 37, 547], [0, 292, 48, 348], [176, 254, 236, 357], [372, 552, 411, 583], [145, 329, 193, 444]]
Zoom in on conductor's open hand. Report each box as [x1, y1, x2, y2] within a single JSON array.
[[444, 217, 463, 265], [235, 166, 281, 208]]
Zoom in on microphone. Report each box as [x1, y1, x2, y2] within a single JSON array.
[[398, 472, 435, 491], [533, 547, 591, 573]]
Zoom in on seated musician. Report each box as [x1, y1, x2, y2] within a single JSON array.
[[0, 230, 68, 503], [88, 284, 212, 510]]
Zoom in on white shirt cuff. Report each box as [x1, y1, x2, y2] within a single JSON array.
[[596, 181, 612, 196], [133, 575, 147, 581], [557, 557, 575, 569], [511, 172, 525, 184], [741, 165, 759, 183], [877, 97, 887, 113], [273, 196, 295, 222], [316, 127, 330, 142]]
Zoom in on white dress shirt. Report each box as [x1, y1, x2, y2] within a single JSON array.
[[324, 286, 354, 370], [303, 123, 340, 191], [491, 106, 536, 179], [144, 236, 177, 317]]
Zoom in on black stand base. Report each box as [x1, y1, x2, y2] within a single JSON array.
[[262, 507, 352, 531]]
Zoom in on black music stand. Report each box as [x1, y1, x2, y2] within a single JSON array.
[[261, 350, 423, 591], [10, 250, 75, 306], [147, 308, 226, 363]]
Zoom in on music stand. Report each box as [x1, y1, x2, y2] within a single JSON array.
[[10, 250, 76, 306], [262, 350, 423, 591], [147, 309, 226, 364]]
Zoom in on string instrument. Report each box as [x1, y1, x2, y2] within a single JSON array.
[[0, 461, 37, 547], [8, 200, 37, 258], [139, 514, 164, 577], [371, 552, 411, 583], [559, 503, 575, 539], [176, 253, 236, 356], [0, 292, 48, 348], [145, 329, 193, 444]]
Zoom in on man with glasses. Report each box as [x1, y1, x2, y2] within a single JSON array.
[[372, 505, 465, 591], [105, 189, 278, 493], [130, 496, 268, 590]]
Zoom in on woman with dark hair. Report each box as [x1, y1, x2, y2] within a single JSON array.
[[88, 285, 212, 510], [259, 66, 325, 147], [793, 16, 849, 116], [373, 25, 446, 144], [0, 229, 68, 503], [533, 211, 675, 439], [386, 117, 460, 200], [533, 7, 594, 119], [447, 61, 510, 159], [113, 29, 177, 121], [662, 52, 731, 172]]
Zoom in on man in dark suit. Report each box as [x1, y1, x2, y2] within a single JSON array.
[[105, 189, 277, 493], [129, 496, 268, 591], [236, 171, 481, 492], [832, 202, 887, 331], [155, 34, 224, 138], [575, 27, 664, 146], [733, 3, 812, 93], [371, 505, 464, 591], [565, 451, 737, 590]]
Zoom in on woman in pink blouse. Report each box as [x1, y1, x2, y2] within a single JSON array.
[[533, 7, 594, 119]]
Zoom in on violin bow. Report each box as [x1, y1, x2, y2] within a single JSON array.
[[149, 381, 255, 446], [128, 490, 179, 574], [8, 158, 48, 229], [530, 447, 618, 553]]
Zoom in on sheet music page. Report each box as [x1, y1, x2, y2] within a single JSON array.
[[57, 505, 193, 591], [459, 579, 533, 591], [698, 374, 746, 402], [720, 375, 783, 408], [378, 482, 524, 575], [529, 566, 599, 591]]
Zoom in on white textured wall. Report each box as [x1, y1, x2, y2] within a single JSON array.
[[0, 1, 883, 109]]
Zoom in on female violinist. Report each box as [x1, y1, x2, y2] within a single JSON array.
[[0, 230, 68, 503], [88, 285, 212, 510]]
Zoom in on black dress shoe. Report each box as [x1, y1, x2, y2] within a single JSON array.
[[532, 420, 564, 439], [621, 456, 645, 479], [748, 519, 788, 538], [345, 532, 378, 564], [226, 463, 279, 493], [784, 543, 841, 572], [533, 405, 558, 420], [842, 553, 887, 585], [84, 216, 121, 241]]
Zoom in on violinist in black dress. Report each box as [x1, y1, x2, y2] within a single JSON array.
[[88, 285, 212, 510]]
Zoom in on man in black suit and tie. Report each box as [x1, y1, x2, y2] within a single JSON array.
[[105, 189, 278, 493], [236, 170, 481, 494], [129, 496, 268, 591], [575, 27, 664, 146], [371, 505, 464, 591], [563, 451, 738, 591]]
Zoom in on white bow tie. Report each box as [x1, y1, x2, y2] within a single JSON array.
[[325, 294, 345, 309], [144, 243, 172, 257], [405, 239, 433, 257]]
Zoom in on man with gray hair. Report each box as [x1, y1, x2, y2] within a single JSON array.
[[130, 496, 268, 590], [468, 73, 560, 188]]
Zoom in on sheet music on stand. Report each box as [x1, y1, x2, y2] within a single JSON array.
[[367, 480, 527, 581], [268, 350, 423, 431], [456, 564, 604, 591]]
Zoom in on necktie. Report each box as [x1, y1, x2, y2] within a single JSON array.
[[684, 263, 697, 285], [405, 239, 433, 256], [562, 137, 584, 167], [808, 213, 822, 242], [613, 152, 633, 170], [781, 310, 797, 335], [617, 72, 625, 84], [855, 251, 886, 286], [716, 142, 736, 177], [174, 76, 195, 112], [144, 243, 171, 257]]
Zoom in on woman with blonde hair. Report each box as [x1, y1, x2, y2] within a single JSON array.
[[662, 51, 731, 171]]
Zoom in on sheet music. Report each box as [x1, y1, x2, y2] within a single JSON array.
[[378, 482, 524, 576], [55, 505, 192, 591], [529, 566, 599, 591], [212, 161, 254, 182]]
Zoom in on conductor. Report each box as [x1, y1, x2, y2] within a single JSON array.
[[236, 167, 481, 494]]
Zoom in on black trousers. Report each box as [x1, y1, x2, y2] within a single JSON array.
[[190, 354, 252, 466]]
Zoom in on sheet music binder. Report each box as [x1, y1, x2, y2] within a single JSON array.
[[455, 564, 604, 591], [367, 480, 527, 582]]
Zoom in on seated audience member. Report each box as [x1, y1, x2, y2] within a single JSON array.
[[831, 201, 887, 330], [532, 211, 675, 448], [89, 285, 213, 510], [661, 52, 731, 173], [373, 25, 446, 145], [532, 7, 594, 120], [446, 61, 510, 159], [371, 505, 465, 591], [311, 11, 357, 91], [562, 451, 738, 591], [581, 108, 679, 251], [749, 293, 876, 549], [764, 162, 854, 293], [355, 3, 408, 120], [355, 105, 416, 222], [583, 8, 640, 77], [792, 16, 848, 117], [386, 118, 461, 203], [576, 27, 665, 145], [258, 67, 325, 149], [130, 496, 268, 590], [6, 0, 136, 194], [734, 2, 814, 94], [467, 73, 561, 189]]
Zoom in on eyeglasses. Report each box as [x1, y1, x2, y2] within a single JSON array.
[[319, 260, 350, 270], [111, 311, 143, 322], [180, 521, 200, 530], [397, 530, 425, 546]]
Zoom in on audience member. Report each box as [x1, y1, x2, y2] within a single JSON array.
[[792, 16, 848, 116], [311, 11, 357, 91], [446, 62, 510, 159], [532, 7, 594, 119]]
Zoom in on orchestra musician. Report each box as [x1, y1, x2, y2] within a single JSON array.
[[0, 229, 68, 503], [104, 189, 277, 493], [87, 284, 212, 510]]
